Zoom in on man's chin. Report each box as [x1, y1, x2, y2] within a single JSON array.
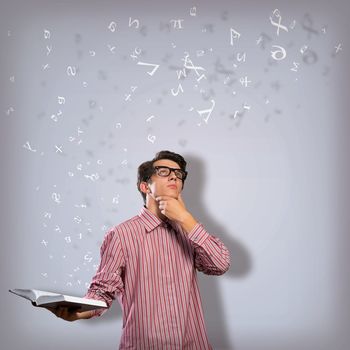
[[160, 190, 179, 199]]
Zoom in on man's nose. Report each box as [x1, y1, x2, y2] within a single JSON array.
[[168, 171, 177, 181]]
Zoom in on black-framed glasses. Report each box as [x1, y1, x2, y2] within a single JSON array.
[[153, 166, 187, 181]]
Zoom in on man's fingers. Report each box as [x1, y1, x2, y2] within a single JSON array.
[[158, 203, 165, 209], [43, 305, 80, 321], [57, 306, 67, 318], [157, 199, 169, 207], [45, 306, 57, 312], [156, 195, 173, 201], [44, 306, 59, 316], [48, 308, 61, 318]]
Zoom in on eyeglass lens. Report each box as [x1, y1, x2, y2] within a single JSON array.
[[155, 166, 185, 180]]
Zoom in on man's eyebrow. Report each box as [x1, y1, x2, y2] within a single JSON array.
[[156, 165, 182, 170]]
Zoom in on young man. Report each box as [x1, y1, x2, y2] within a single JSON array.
[[48, 150, 230, 349]]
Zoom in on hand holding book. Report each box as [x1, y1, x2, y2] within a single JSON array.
[[44, 305, 93, 321], [9, 288, 107, 321]]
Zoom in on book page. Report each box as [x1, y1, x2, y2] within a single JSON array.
[[32, 289, 62, 299]]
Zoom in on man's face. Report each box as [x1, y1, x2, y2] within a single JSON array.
[[147, 159, 184, 199]]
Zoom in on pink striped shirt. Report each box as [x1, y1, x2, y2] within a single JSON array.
[[85, 206, 230, 349]]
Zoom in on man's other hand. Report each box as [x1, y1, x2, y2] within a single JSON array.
[[156, 194, 198, 233], [156, 194, 187, 222]]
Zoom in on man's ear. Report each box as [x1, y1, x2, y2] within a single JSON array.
[[139, 181, 149, 194]]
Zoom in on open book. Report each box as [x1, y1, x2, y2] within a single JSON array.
[[9, 289, 107, 312]]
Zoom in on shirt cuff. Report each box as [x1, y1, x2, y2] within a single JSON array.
[[187, 222, 210, 246], [84, 290, 109, 317]]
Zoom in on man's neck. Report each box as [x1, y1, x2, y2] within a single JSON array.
[[145, 198, 167, 221]]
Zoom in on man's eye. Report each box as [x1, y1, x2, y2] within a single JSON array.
[[158, 169, 168, 176]]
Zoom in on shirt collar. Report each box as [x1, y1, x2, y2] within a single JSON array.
[[139, 206, 164, 233], [139, 206, 179, 234]]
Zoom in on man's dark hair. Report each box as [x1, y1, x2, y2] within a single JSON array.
[[137, 150, 187, 204]]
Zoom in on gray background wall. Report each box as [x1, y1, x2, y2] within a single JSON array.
[[1, 0, 349, 349]]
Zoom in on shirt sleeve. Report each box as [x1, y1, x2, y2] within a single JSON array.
[[84, 227, 125, 317], [187, 222, 230, 275]]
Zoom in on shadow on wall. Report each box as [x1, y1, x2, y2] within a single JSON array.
[[183, 154, 252, 350]]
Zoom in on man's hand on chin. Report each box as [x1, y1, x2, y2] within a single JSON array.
[[156, 193, 197, 234]]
